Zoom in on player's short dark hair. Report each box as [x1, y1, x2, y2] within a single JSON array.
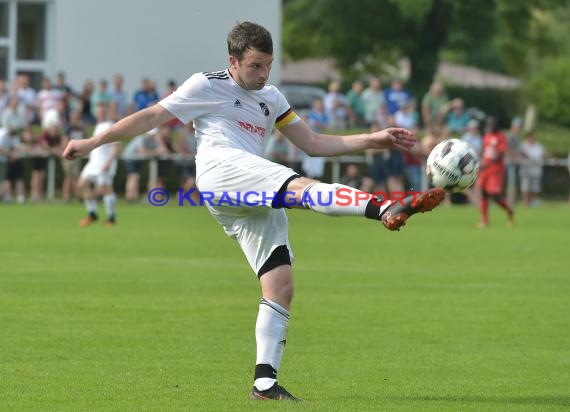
[[227, 21, 273, 60]]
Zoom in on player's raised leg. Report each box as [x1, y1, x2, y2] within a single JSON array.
[[285, 177, 444, 231]]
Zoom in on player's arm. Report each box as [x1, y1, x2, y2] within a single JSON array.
[[279, 116, 415, 156], [63, 104, 174, 160]]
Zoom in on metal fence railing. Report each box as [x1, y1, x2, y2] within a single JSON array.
[[6, 153, 570, 201]]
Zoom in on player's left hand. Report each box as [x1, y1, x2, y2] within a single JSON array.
[[370, 127, 416, 151]]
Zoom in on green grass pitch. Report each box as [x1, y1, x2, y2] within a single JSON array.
[[1, 201, 569, 411]]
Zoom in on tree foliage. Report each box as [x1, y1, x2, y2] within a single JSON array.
[[282, 0, 568, 98], [283, 0, 497, 95], [525, 57, 570, 127]]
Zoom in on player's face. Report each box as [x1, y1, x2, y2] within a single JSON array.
[[230, 49, 273, 91]]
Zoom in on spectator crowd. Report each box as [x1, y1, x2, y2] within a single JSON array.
[[0, 72, 196, 204], [0, 72, 552, 206]]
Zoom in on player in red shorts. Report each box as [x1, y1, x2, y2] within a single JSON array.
[[477, 117, 515, 227]]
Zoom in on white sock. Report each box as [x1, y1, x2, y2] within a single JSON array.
[[85, 198, 97, 214], [301, 182, 391, 217], [103, 193, 116, 219], [254, 298, 289, 391]]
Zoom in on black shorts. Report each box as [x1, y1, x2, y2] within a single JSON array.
[[158, 160, 171, 178], [124, 160, 141, 174], [8, 160, 25, 181], [368, 154, 387, 184], [31, 157, 47, 171], [179, 162, 196, 179]]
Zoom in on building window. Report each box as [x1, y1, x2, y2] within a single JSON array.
[[0, 2, 8, 38], [17, 2, 46, 60]]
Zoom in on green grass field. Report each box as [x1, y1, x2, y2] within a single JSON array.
[[1, 202, 569, 411]]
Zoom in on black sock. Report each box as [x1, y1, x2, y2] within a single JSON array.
[[365, 196, 386, 220]]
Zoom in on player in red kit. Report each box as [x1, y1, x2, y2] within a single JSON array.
[[477, 117, 515, 227]]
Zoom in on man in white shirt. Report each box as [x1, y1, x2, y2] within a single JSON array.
[[63, 22, 444, 401], [519, 131, 546, 206]]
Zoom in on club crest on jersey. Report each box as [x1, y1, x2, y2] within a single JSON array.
[[259, 102, 270, 116]]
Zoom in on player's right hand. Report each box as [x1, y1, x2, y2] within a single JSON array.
[[63, 138, 96, 160]]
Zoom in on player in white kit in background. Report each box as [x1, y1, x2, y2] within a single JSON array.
[[77, 102, 121, 227], [63, 22, 445, 400]]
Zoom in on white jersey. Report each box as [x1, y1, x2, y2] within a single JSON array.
[[85, 121, 119, 175], [159, 69, 299, 178]]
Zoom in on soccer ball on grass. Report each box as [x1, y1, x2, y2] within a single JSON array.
[[426, 138, 480, 192]]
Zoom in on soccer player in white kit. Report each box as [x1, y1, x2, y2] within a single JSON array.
[[77, 102, 121, 227], [63, 22, 444, 400]]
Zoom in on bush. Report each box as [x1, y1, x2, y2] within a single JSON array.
[[524, 57, 570, 128]]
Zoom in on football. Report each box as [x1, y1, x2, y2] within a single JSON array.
[[426, 138, 480, 192]]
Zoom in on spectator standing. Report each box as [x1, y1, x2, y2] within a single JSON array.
[[109, 74, 129, 120], [162, 79, 184, 130], [345, 80, 366, 128], [15, 74, 37, 124], [394, 99, 421, 191], [1, 94, 28, 134], [133, 78, 159, 112], [365, 122, 388, 194], [461, 119, 483, 156], [154, 124, 175, 190], [36, 77, 63, 129], [303, 99, 329, 179], [384, 116, 405, 195], [78, 80, 96, 124], [361, 76, 388, 128], [176, 122, 199, 203], [394, 99, 419, 132], [506, 117, 523, 205], [323, 81, 348, 131], [1, 95, 28, 203], [37, 122, 64, 200], [461, 119, 483, 205], [519, 131, 546, 207], [91, 79, 113, 108], [384, 78, 412, 116], [54, 71, 74, 96], [0, 127, 9, 200], [54, 71, 75, 125], [121, 133, 146, 203], [61, 112, 87, 201], [443, 98, 470, 137], [421, 81, 448, 129]]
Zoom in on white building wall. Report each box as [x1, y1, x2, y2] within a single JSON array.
[[51, 0, 281, 96]]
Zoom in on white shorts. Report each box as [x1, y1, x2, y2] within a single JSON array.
[[196, 152, 299, 275], [520, 175, 541, 193], [80, 160, 116, 187], [80, 168, 115, 187]]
